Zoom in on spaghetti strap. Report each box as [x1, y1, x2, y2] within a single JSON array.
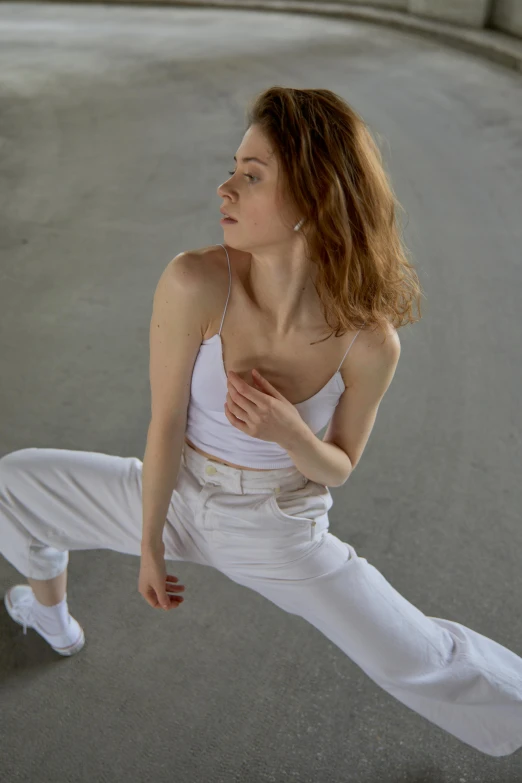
[[335, 323, 366, 374], [216, 244, 232, 336]]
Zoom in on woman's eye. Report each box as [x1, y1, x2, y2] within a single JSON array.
[[227, 170, 257, 182]]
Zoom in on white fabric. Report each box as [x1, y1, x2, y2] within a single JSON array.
[[1, 443, 521, 757], [185, 244, 363, 468]]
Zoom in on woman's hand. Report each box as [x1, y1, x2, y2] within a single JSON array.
[[138, 541, 185, 610], [224, 369, 307, 449]]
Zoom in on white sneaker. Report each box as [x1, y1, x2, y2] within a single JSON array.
[[4, 584, 85, 656]]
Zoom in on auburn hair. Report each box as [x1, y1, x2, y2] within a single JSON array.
[[245, 86, 424, 344]]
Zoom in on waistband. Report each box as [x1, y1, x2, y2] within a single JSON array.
[[182, 440, 308, 495]]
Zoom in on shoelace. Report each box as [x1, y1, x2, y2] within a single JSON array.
[[10, 590, 35, 636]]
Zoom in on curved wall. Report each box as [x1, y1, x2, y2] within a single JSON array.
[[491, 0, 522, 38], [316, 0, 522, 37]]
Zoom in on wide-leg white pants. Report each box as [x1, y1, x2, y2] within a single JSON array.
[[1, 442, 521, 758]]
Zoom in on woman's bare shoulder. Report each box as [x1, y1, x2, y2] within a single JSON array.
[[340, 320, 400, 388], [179, 245, 241, 333], [183, 244, 231, 273], [180, 245, 224, 291], [184, 244, 248, 290]]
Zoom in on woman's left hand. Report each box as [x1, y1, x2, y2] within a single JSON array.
[[224, 369, 306, 450]]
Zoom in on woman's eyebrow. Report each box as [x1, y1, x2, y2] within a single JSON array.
[[233, 155, 269, 167]]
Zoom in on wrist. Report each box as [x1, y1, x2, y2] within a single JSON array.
[[283, 421, 313, 453], [141, 540, 163, 554]]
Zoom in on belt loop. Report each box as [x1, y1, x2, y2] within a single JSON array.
[[239, 470, 246, 495]]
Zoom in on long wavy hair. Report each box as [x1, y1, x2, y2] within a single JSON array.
[[245, 86, 424, 344]]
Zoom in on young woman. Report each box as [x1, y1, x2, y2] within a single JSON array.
[[1, 87, 521, 758]]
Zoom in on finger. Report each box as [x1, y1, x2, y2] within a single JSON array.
[[165, 577, 184, 588], [227, 388, 248, 414], [227, 398, 247, 421], [165, 588, 184, 598], [163, 596, 184, 610], [227, 401, 245, 419]]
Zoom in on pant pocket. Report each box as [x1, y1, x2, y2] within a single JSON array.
[[267, 481, 331, 532]]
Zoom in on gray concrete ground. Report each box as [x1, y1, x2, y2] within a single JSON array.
[[1, 3, 522, 781]]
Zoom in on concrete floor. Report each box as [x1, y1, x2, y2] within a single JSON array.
[[1, 3, 522, 781]]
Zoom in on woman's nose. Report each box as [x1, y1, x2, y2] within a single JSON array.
[[217, 181, 230, 197]]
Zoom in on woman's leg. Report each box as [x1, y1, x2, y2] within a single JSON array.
[[28, 570, 68, 606], [0, 446, 211, 583], [208, 491, 522, 758], [0, 445, 214, 653]]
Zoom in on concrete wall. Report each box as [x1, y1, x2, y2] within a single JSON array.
[[319, 0, 522, 37], [407, 0, 491, 28], [316, 0, 521, 38], [491, 0, 522, 37], [330, 0, 408, 8]]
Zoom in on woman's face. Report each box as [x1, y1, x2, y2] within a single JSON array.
[[216, 124, 298, 251]]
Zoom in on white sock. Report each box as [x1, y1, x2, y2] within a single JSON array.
[[32, 593, 70, 635]]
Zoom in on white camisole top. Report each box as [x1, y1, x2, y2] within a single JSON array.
[[184, 244, 365, 469]]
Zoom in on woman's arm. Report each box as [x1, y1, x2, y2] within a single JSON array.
[[141, 419, 186, 551], [141, 251, 209, 551]]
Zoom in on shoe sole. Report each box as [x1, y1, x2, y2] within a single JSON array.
[[4, 588, 86, 657]]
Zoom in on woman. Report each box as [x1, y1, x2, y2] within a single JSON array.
[[1, 87, 521, 757]]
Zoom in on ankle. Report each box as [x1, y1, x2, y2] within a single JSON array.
[[28, 571, 67, 607], [32, 594, 70, 634]]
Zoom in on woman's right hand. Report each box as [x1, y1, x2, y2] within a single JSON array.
[[138, 540, 185, 610]]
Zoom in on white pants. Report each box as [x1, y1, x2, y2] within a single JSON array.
[[1, 442, 521, 758]]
